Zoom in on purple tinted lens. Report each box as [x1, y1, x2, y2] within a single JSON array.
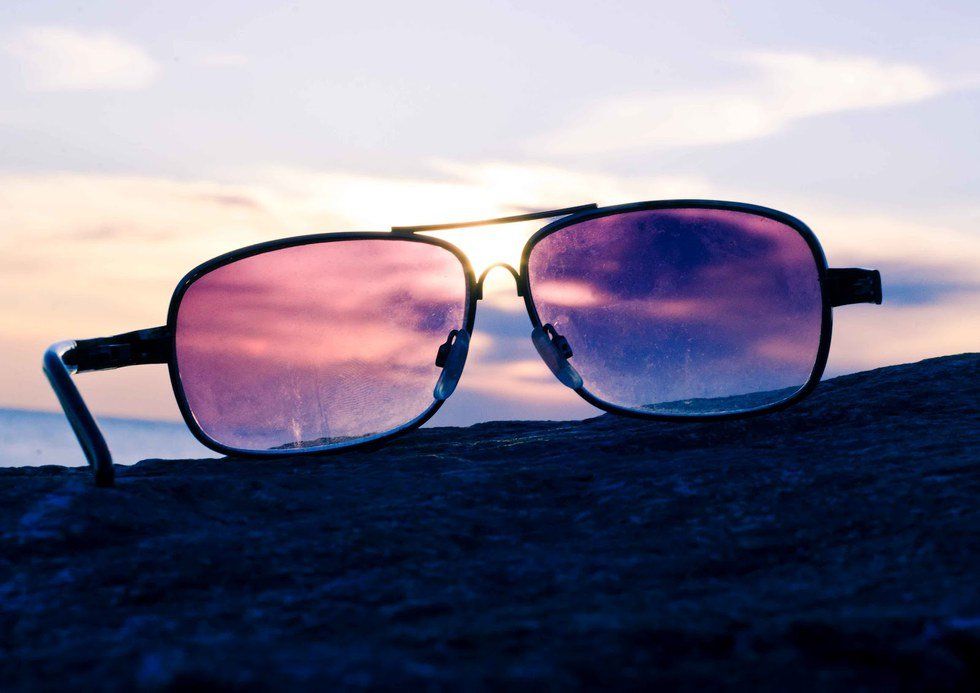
[[528, 208, 823, 414], [175, 239, 467, 452]]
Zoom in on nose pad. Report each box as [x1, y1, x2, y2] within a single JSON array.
[[433, 329, 470, 401], [531, 323, 583, 389]]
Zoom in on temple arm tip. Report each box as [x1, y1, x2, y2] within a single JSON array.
[[40, 326, 170, 486], [43, 341, 115, 487]]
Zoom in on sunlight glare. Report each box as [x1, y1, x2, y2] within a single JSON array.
[[425, 220, 545, 275]]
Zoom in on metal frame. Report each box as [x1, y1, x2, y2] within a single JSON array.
[[43, 200, 882, 486], [522, 200, 835, 422], [165, 232, 479, 461]]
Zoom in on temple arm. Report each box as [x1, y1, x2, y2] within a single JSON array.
[[42, 326, 171, 487], [826, 268, 883, 306]]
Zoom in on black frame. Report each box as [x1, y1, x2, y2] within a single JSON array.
[[522, 200, 833, 422], [44, 200, 882, 486], [166, 232, 479, 461]]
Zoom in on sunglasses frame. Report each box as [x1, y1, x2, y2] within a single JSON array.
[[44, 200, 882, 486], [520, 200, 834, 422], [167, 231, 480, 460]]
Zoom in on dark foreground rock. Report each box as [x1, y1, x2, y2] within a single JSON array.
[[2, 354, 979, 690]]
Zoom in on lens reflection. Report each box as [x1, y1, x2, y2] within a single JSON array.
[[527, 208, 823, 414], [175, 239, 467, 452]]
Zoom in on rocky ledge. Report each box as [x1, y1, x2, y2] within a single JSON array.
[[2, 354, 979, 689]]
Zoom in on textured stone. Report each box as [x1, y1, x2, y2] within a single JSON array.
[[2, 354, 978, 689]]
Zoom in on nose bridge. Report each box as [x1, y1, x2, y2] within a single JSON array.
[[475, 262, 523, 300]]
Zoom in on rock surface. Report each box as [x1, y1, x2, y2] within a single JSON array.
[[2, 354, 979, 689]]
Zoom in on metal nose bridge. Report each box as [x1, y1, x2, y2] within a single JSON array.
[[475, 263, 522, 300]]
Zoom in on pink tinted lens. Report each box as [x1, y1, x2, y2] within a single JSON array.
[[175, 239, 467, 452], [528, 208, 823, 414]]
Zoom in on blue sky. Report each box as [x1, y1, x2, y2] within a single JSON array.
[[0, 0, 978, 428]]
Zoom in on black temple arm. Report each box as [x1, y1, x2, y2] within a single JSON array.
[[43, 326, 172, 487], [826, 268, 883, 307], [65, 326, 171, 372]]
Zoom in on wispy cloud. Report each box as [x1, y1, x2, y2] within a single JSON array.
[[536, 52, 951, 153], [3, 26, 159, 91]]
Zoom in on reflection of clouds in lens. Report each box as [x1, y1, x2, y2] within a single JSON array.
[[638, 298, 724, 321], [178, 243, 464, 368], [529, 209, 823, 411], [175, 240, 467, 450], [753, 337, 822, 367], [532, 279, 602, 308]]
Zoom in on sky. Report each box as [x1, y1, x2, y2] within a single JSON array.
[[0, 0, 978, 430]]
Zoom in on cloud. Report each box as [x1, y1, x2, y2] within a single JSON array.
[[4, 26, 158, 91], [536, 52, 949, 154]]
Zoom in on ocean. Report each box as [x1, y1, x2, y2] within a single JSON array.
[[0, 407, 217, 468]]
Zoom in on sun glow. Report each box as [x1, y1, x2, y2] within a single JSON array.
[[425, 220, 545, 277]]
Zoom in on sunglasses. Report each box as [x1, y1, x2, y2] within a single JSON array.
[[45, 200, 882, 486]]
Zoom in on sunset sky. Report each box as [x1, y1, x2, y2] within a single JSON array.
[[1, 0, 978, 430]]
